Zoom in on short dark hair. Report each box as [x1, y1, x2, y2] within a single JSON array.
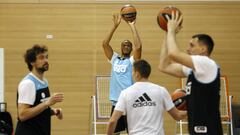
[[192, 34, 214, 55], [133, 59, 151, 78], [24, 44, 48, 71]]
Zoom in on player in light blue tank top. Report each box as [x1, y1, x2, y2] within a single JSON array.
[[102, 14, 142, 105], [109, 52, 134, 104], [102, 13, 142, 134]]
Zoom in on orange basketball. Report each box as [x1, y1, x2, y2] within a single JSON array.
[[157, 6, 183, 31], [171, 89, 187, 110], [121, 4, 137, 22]]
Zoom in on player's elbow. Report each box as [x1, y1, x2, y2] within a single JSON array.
[[158, 64, 169, 74], [102, 40, 109, 48], [158, 64, 164, 72], [18, 112, 29, 122]]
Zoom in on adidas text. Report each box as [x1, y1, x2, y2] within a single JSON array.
[[132, 101, 156, 108]]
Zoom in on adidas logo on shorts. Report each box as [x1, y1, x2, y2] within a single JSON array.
[[132, 93, 156, 108]]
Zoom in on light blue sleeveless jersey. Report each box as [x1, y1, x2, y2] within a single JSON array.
[[109, 52, 134, 104]]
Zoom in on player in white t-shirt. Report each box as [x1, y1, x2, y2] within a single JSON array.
[[158, 12, 223, 134], [107, 59, 187, 135]]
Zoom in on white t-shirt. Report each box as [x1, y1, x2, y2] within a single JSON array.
[[18, 73, 47, 105], [115, 82, 174, 135], [182, 55, 218, 83]]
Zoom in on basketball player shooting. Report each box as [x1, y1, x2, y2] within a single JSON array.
[[102, 13, 142, 134], [158, 11, 223, 134]]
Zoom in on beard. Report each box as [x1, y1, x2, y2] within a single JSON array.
[[37, 64, 49, 73]]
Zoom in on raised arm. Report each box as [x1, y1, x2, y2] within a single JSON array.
[[158, 34, 186, 77], [102, 14, 121, 60], [127, 20, 142, 60], [166, 11, 195, 70]]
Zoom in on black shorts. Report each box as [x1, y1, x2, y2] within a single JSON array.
[[111, 106, 128, 133]]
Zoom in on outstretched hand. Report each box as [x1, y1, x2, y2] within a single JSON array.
[[165, 11, 183, 33], [112, 14, 121, 28]]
